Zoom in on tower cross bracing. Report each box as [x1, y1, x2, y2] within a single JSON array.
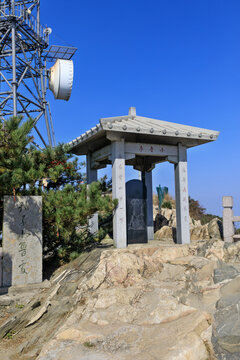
[[0, 0, 55, 147]]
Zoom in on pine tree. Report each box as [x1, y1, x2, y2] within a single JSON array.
[[0, 117, 116, 262], [0, 116, 34, 197]]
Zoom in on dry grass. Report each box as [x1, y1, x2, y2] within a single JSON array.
[[162, 193, 176, 209], [152, 193, 176, 209], [153, 193, 159, 207]]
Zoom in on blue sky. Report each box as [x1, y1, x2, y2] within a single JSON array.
[[38, 0, 240, 216]]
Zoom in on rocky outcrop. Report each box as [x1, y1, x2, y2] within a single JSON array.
[[1, 240, 240, 359], [36, 244, 216, 360], [154, 208, 223, 241]]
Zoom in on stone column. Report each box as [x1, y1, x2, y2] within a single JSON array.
[[112, 139, 127, 248], [87, 152, 98, 235], [142, 171, 154, 241], [174, 144, 190, 244], [222, 196, 234, 243]]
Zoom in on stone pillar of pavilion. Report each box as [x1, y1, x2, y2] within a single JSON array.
[[111, 139, 127, 248], [68, 107, 219, 248], [174, 144, 190, 244], [142, 171, 154, 241], [86, 152, 98, 235]]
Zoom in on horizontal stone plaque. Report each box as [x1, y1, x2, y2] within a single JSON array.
[[3, 196, 42, 287]]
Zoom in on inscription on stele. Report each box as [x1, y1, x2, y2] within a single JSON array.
[[3, 196, 42, 286]]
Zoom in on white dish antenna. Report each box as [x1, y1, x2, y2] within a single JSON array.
[[49, 59, 74, 101], [44, 27, 52, 35]]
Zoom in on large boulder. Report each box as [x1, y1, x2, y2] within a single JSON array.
[[190, 224, 210, 241], [154, 213, 170, 232], [154, 208, 223, 241], [208, 218, 223, 239], [154, 226, 174, 241], [161, 208, 177, 227]]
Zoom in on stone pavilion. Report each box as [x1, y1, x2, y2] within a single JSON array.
[[68, 107, 219, 248]]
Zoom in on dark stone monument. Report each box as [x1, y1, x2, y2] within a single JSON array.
[[126, 179, 147, 244]]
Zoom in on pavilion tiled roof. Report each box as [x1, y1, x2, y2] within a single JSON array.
[[68, 108, 219, 155]]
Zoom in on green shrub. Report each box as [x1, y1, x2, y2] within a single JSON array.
[[162, 201, 172, 209]]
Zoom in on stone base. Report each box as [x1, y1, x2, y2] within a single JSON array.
[[0, 280, 50, 296], [0, 287, 8, 296]]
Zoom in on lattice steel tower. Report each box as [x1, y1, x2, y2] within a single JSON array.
[[0, 0, 76, 147]]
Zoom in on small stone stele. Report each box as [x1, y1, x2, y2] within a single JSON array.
[[3, 196, 42, 287], [126, 179, 147, 244]]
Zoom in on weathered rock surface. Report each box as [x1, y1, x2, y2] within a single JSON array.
[[191, 223, 210, 241], [1, 239, 240, 359], [154, 224, 174, 240], [214, 263, 239, 284], [208, 218, 223, 240], [213, 289, 240, 358]]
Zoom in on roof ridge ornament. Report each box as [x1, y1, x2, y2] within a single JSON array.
[[128, 107, 136, 117]]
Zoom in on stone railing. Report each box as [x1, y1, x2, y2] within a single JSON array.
[[223, 196, 240, 242]]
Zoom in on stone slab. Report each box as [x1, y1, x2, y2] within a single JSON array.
[[3, 196, 42, 287]]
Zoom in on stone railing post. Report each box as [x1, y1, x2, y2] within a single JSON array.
[[223, 196, 235, 243]]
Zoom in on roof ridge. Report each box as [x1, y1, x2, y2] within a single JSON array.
[[100, 114, 136, 126]]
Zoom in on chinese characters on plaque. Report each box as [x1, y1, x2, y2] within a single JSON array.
[[138, 144, 166, 154]]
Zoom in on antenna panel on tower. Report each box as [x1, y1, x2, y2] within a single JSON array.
[[44, 45, 77, 62]]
